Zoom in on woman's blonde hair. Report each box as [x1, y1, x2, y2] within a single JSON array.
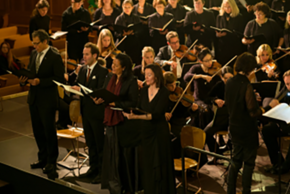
[[219, 0, 239, 17], [256, 44, 272, 64], [285, 11, 290, 29], [98, 0, 115, 8], [141, 46, 155, 68], [97, 29, 115, 54]]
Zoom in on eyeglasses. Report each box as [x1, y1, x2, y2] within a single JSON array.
[[170, 40, 179, 45], [32, 41, 41, 46], [202, 58, 213, 63], [255, 12, 265, 17]]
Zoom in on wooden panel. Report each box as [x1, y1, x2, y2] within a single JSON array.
[[0, 0, 9, 13], [50, 0, 70, 16]]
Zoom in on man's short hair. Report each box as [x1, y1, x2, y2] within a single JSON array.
[[166, 31, 179, 42], [32, 29, 50, 43], [283, 70, 290, 79], [84, 42, 100, 59]]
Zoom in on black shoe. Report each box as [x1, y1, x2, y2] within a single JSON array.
[[47, 170, 59, 180], [91, 174, 101, 184], [43, 164, 57, 174], [30, 161, 46, 169], [79, 168, 98, 178], [264, 164, 279, 173]]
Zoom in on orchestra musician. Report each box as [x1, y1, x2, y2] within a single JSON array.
[[71, 42, 108, 184], [133, 46, 155, 89], [225, 52, 265, 194], [148, 0, 175, 54], [242, 1, 284, 55], [122, 64, 176, 194], [184, 0, 215, 50], [98, 53, 139, 194], [92, 0, 121, 35], [97, 28, 116, 70], [204, 66, 233, 163], [61, 0, 91, 61], [255, 44, 279, 82], [154, 31, 188, 88], [29, 0, 50, 42], [215, 0, 245, 66], [262, 70, 290, 175], [184, 48, 221, 129], [115, 0, 142, 65], [19, 29, 65, 180]]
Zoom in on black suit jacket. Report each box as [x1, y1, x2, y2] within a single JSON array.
[[76, 63, 108, 120], [27, 47, 65, 107], [154, 45, 188, 72]]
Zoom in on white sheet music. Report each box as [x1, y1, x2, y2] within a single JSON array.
[[263, 103, 290, 124]]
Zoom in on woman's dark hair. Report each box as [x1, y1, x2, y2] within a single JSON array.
[[234, 52, 257, 76], [115, 53, 133, 82], [145, 64, 164, 88], [221, 66, 233, 77], [198, 48, 212, 61], [254, 1, 271, 18], [31, 0, 50, 17]]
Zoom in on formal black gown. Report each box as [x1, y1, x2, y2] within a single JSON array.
[[139, 86, 176, 194]]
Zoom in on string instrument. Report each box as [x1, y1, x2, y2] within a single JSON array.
[[170, 74, 195, 114], [174, 44, 197, 62], [104, 35, 127, 60], [169, 86, 195, 107], [67, 59, 78, 72]]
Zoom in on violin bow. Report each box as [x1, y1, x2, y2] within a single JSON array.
[[104, 35, 127, 59], [170, 74, 195, 114], [65, 41, 68, 74], [179, 39, 198, 61], [211, 55, 237, 78]]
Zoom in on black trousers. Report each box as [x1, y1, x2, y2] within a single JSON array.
[[82, 116, 104, 174], [204, 120, 228, 152], [262, 122, 290, 166], [29, 104, 58, 164], [227, 144, 257, 194], [57, 95, 72, 127]]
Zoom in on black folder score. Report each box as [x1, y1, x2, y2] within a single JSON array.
[[110, 107, 149, 115], [89, 88, 119, 103], [67, 20, 91, 30], [114, 23, 143, 33], [251, 81, 281, 100], [14, 69, 36, 79]]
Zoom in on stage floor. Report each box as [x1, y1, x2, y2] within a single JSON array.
[[0, 95, 290, 194]]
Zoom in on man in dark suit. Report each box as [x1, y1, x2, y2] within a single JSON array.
[[19, 29, 65, 180], [154, 31, 188, 88], [71, 42, 108, 184]]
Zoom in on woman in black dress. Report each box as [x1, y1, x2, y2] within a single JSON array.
[[29, 0, 50, 41], [92, 0, 121, 36], [271, 0, 290, 30], [280, 11, 290, 75], [242, 1, 284, 55], [97, 29, 116, 70], [165, 0, 187, 44], [148, 0, 175, 54], [97, 53, 139, 194], [133, 46, 155, 89], [184, 48, 221, 129], [215, 0, 245, 66], [123, 64, 176, 194], [115, 0, 142, 65], [0, 42, 23, 75], [132, 0, 155, 48]]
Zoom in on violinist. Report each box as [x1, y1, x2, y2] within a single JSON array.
[[132, 0, 155, 48], [133, 46, 155, 89], [115, 0, 142, 65], [255, 44, 279, 82], [204, 66, 233, 163], [154, 31, 188, 88], [215, 0, 245, 66], [97, 29, 116, 69], [92, 0, 121, 35], [242, 1, 283, 55], [184, 48, 221, 129], [148, 0, 175, 54], [164, 72, 198, 158], [165, 0, 188, 44], [183, 0, 215, 50], [262, 70, 290, 175]]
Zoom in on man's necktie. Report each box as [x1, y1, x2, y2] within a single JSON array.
[[35, 52, 43, 73], [86, 68, 91, 83]]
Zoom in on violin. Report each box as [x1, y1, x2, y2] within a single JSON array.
[[261, 61, 277, 74], [174, 45, 197, 62], [67, 59, 78, 72], [169, 86, 195, 107], [208, 60, 222, 75]]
